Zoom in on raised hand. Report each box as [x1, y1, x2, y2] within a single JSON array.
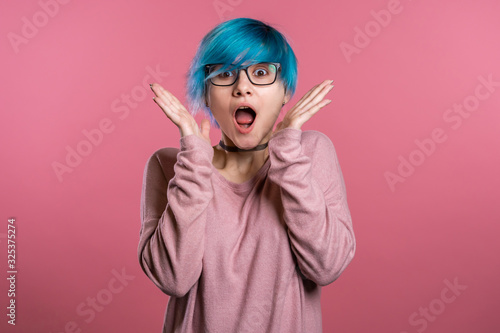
[[150, 83, 211, 143], [274, 80, 334, 133]]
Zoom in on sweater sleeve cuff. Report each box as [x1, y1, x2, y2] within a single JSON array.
[[269, 128, 303, 159], [269, 128, 302, 148], [179, 135, 214, 159]]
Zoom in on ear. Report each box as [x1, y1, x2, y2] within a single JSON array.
[[283, 88, 291, 105], [204, 85, 210, 107]]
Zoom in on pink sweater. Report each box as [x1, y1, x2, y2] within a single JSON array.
[[138, 128, 355, 333]]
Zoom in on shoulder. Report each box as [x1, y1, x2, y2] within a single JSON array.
[[301, 130, 333, 144], [144, 147, 179, 182], [300, 131, 343, 183], [300, 130, 337, 156], [150, 147, 179, 164]]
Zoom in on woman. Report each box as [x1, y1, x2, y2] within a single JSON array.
[[138, 18, 355, 332]]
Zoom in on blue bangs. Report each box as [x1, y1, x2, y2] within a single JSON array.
[[187, 18, 298, 124]]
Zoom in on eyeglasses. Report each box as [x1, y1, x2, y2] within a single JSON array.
[[205, 62, 281, 86]]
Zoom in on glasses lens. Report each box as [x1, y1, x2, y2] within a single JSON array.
[[247, 63, 277, 85], [208, 65, 237, 86], [207, 63, 279, 86]]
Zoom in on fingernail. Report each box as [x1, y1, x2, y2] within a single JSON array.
[[149, 83, 153, 90]]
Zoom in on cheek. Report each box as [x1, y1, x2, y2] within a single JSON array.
[[207, 91, 230, 121], [258, 103, 283, 130], [265, 94, 286, 116]]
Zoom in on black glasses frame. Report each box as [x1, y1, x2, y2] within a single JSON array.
[[204, 63, 281, 86]]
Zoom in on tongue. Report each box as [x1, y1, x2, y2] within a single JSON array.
[[235, 109, 255, 125]]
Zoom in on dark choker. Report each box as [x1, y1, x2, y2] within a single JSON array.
[[218, 140, 268, 152]]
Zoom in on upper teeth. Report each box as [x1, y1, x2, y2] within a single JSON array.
[[238, 106, 250, 109]]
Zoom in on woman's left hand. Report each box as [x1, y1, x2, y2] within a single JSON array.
[[274, 79, 334, 133]]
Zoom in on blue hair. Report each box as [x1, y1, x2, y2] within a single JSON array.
[[186, 18, 298, 125]]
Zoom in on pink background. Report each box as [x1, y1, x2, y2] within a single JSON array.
[[1, 0, 499, 332]]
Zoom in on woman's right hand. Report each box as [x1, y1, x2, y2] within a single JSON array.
[[150, 83, 211, 143]]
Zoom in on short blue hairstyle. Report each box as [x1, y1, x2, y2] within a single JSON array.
[[186, 18, 298, 124]]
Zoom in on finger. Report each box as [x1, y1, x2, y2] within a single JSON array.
[[302, 80, 333, 105], [155, 85, 177, 107], [150, 83, 164, 97], [151, 85, 175, 111], [163, 88, 184, 106], [154, 85, 187, 113], [301, 80, 331, 102], [293, 80, 332, 110], [292, 85, 318, 109], [150, 83, 157, 94], [154, 87, 192, 122], [285, 85, 332, 122], [286, 98, 332, 130], [295, 99, 332, 122], [153, 91, 178, 115], [298, 82, 334, 112], [200, 119, 211, 141], [152, 84, 207, 138], [164, 92, 192, 120], [153, 96, 181, 123], [273, 121, 285, 135]]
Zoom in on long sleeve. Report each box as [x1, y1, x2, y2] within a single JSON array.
[[138, 135, 214, 297], [267, 128, 356, 286]]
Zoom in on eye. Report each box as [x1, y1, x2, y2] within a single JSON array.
[[217, 71, 234, 78], [253, 68, 269, 77]]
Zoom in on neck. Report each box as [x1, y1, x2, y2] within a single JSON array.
[[212, 134, 270, 178], [218, 140, 268, 152]]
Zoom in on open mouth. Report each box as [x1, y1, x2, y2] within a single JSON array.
[[234, 106, 256, 130]]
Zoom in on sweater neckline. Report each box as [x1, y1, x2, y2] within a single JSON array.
[[210, 157, 271, 192]]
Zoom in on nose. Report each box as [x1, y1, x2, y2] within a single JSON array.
[[232, 69, 253, 96]]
